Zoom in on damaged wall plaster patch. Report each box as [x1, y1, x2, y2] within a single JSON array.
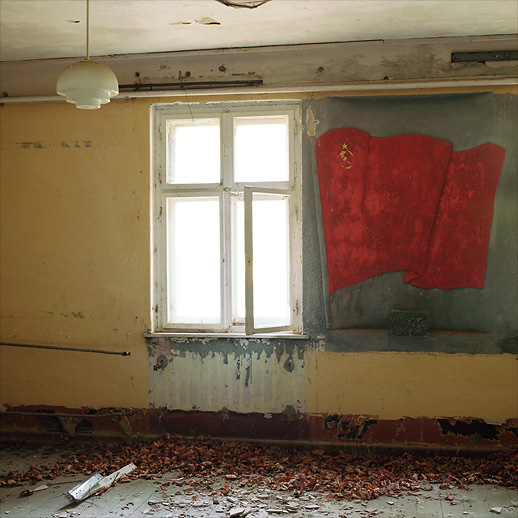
[[438, 418, 500, 441], [149, 347, 305, 414], [305, 107, 319, 137], [19, 141, 44, 149], [284, 357, 295, 372]]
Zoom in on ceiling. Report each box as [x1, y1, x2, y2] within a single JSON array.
[[1, 0, 517, 63]]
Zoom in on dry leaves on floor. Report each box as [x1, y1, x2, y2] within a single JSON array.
[[1, 435, 516, 502]]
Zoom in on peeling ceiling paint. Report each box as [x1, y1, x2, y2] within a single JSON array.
[[216, 0, 272, 8]]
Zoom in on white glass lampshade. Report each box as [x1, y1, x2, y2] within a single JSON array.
[[56, 59, 119, 110]]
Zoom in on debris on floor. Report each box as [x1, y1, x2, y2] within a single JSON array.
[[19, 483, 48, 497], [66, 463, 136, 502], [1, 435, 517, 506]]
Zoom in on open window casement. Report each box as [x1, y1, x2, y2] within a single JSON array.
[[244, 186, 297, 335]]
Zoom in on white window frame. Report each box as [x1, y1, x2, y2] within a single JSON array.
[[151, 101, 302, 336]]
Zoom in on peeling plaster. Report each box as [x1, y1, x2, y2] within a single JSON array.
[[18, 141, 43, 149], [3, 37, 518, 98], [17, 140, 92, 149], [438, 418, 500, 441], [149, 345, 306, 414], [284, 356, 295, 372], [323, 414, 378, 440], [305, 107, 319, 137]]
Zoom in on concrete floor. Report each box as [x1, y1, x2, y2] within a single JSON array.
[[1, 445, 517, 518]]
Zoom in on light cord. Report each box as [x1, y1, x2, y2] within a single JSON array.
[[86, 0, 90, 60]]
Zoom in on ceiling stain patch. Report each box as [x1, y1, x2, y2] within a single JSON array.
[[216, 0, 271, 8]]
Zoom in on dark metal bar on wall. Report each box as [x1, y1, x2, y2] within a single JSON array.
[[0, 342, 131, 356], [119, 79, 263, 92], [451, 50, 518, 63]]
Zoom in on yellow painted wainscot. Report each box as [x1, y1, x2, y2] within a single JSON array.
[[305, 351, 518, 421]]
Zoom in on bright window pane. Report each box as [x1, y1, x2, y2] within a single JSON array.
[[166, 197, 220, 324], [252, 195, 291, 327], [232, 197, 245, 323], [166, 119, 220, 184], [234, 116, 289, 183]]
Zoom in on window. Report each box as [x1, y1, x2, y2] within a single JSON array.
[[152, 102, 302, 335]]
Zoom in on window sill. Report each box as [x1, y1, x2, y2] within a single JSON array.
[[144, 331, 309, 340]]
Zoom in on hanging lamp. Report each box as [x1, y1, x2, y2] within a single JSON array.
[[57, 0, 118, 109]]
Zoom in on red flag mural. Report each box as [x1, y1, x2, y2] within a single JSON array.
[[315, 128, 506, 294]]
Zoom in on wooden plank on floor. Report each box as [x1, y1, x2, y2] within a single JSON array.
[[373, 494, 418, 517], [84, 478, 152, 516], [460, 486, 493, 518], [2, 479, 516, 518], [481, 484, 514, 511], [70, 479, 158, 517], [8, 477, 80, 518], [415, 494, 444, 517], [506, 488, 518, 507], [123, 480, 164, 517]]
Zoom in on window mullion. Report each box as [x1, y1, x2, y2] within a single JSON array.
[[221, 112, 233, 330], [244, 186, 254, 335], [221, 190, 232, 330], [222, 112, 232, 188], [158, 193, 167, 330]]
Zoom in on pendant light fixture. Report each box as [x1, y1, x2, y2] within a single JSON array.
[[57, 0, 118, 109]]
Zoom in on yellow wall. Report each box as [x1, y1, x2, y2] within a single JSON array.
[[0, 94, 291, 409], [0, 99, 151, 408], [1, 91, 517, 423], [306, 351, 518, 421]]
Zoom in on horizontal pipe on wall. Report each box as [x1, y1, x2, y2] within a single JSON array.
[[0, 342, 131, 356], [1, 76, 516, 105]]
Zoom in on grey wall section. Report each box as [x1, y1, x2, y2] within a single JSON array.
[[301, 93, 517, 354]]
